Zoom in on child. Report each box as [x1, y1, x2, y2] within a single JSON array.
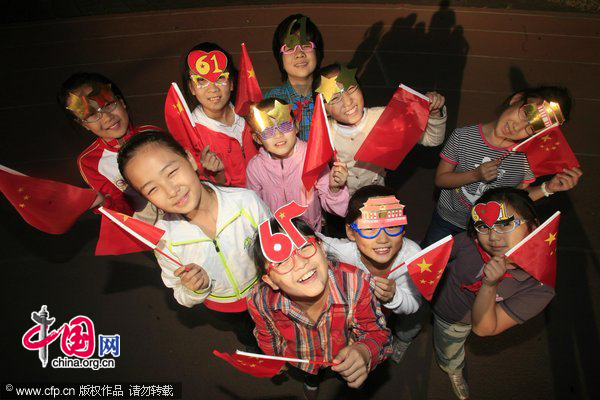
[[264, 14, 324, 141], [316, 63, 447, 195], [245, 98, 349, 232], [423, 86, 582, 246], [432, 187, 555, 399], [117, 131, 271, 348], [248, 214, 392, 398], [318, 185, 422, 363], [180, 42, 257, 187], [58, 72, 161, 219]]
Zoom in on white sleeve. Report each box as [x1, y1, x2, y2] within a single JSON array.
[[384, 265, 422, 314], [154, 244, 212, 308], [418, 106, 447, 147], [316, 232, 356, 265]]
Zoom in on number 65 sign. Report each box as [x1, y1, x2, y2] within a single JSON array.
[[259, 202, 308, 263]]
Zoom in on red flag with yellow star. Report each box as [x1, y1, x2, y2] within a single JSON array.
[[512, 127, 579, 177], [234, 43, 263, 117], [213, 350, 285, 378], [0, 165, 96, 235], [405, 235, 453, 301], [354, 84, 430, 170], [302, 94, 335, 191], [505, 211, 560, 287], [164, 82, 202, 155], [95, 207, 166, 256]]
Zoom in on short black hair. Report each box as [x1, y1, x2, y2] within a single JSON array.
[[57, 72, 127, 125], [272, 14, 324, 82], [117, 131, 187, 187], [499, 85, 572, 122], [345, 185, 397, 225], [181, 42, 238, 109], [467, 187, 540, 238]]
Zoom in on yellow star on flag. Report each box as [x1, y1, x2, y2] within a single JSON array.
[[420, 279, 426, 284], [429, 280, 435, 285], [541, 135, 552, 142], [23, 195, 30, 200], [417, 258, 432, 273], [174, 101, 184, 114], [278, 212, 285, 219], [315, 75, 342, 103], [544, 232, 557, 246], [248, 68, 256, 79], [19, 203, 25, 208], [17, 187, 24, 192]]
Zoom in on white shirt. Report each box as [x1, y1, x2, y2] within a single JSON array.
[[191, 103, 245, 145]]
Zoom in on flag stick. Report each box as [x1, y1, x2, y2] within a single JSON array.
[[235, 350, 335, 366]]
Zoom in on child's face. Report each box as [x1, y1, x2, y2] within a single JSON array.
[[254, 123, 298, 159], [188, 74, 233, 117], [262, 238, 330, 301], [324, 78, 365, 126], [281, 41, 317, 81], [74, 85, 129, 141], [494, 96, 544, 143], [476, 204, 531, 259], [346, 221, 405, 270], [124, 144, 203, 217]]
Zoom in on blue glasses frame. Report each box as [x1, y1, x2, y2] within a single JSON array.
[[350, 224, 406, 239]]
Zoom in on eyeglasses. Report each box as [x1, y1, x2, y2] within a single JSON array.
[[328, 85, 359, 106], [517, 105, 537, 136], [81, 101, 119, 123], [267, 237, 318, 275], [190, 72, 230, 89], [350, 224, 405, 239], [280, 42, 316, 55], [259, 121, 295, 140], [474, 219, 528, 234]]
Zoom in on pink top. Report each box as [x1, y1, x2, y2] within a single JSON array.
[[246, 140, 349, 232]]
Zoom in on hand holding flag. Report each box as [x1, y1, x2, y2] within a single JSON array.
[[505, 211, 560, 287], [354, 84, 431, 170]]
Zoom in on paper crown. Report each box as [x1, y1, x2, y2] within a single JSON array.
[[523, 101, 565, 133], [355, 196, 408, 229], [471, 201, 509, 227], [316, 65, 358, 103], [246, 100, 293, 133], [66, 83, 114, 120], [283, 16, 310, 48]]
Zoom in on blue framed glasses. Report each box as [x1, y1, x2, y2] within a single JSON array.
[[350, 224, 406, 239]]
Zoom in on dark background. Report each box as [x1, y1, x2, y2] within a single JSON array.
[[1, 1, 598, 399]]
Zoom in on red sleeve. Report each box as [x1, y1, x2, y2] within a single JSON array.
[[352, 275, 393, 370], [77, 146, 133, 215]]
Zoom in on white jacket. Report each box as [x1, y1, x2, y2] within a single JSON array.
[[317, 233, 422, 314], [155, 183, 271, 308]]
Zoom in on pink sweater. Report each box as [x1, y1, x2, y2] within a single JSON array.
[[246, 140, 349, 232]]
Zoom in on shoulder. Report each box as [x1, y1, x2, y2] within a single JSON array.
[[399, 237, 422, 257], [264, 85, 289, 101], [77, 140, 103, 175], [247, 281, 275, 311], [452, 232, 477, 253], [214, 184, 266, 208]]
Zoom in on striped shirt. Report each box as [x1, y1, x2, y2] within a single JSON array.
[[264, 81, 314, 141], [247, 263, 392, 374], [437, 124, 535, 229]]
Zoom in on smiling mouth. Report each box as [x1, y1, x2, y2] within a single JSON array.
[[107, 120, 120, 130], [294, 62, 308, 68], [274, 140, 287, 147], [208, 96, 221, 103], [174, 192, 189, 208], [298, 269, 316, 283], [345, 105, 358, 116], [373, 247, 391, 255]]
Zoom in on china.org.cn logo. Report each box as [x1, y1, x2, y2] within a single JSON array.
[[21, 305, 119, 370]]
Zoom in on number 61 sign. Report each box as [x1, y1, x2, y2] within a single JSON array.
[[259, 202, 308, 263]]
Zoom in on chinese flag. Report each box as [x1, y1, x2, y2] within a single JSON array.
[[0, 165, 96, 235], [164, 82, 202, 156], [234, 43, 263, 117], [505, 211, 560, 287], [213, 350, 285, 378], [302, 94, 335, 191], [406, 235, 454, 301], [354, 84, 430, 170], [95, 207, 165, 256], [512, 127, 579, 177]]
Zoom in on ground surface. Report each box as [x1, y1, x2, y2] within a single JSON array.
[[1, 2, 599, 400]]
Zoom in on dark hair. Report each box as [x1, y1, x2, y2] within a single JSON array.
[[345, 185, 397, 225], [251, 217, 317, 276], [272, 14, 324, 82], [181, 42, 238, 109], [57, 72, 127, 125], [467, 187, 540, 238], [117, 131, 187, 186], [499, 85, 572, 122]]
